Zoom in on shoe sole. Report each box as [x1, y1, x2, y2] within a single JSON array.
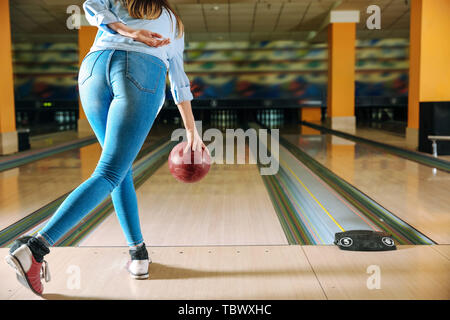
[[130, 272, 149, 280], [127, 259, 151, 280], [5, 254, 42, 296]]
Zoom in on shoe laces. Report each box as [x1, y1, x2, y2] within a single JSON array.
[[40, 260, 51, 282]]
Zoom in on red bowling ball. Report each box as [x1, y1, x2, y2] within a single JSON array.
[[168, 142, 211, 183]]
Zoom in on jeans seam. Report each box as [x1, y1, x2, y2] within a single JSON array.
[[79, 50, 104, 86], [106, 49, 116, 99]]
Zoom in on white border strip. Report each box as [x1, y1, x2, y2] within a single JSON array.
[[329, 10, 360, 23]]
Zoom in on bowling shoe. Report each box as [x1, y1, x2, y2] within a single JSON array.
[[126, 242, 151, 280], [5, 236, 51, 295]]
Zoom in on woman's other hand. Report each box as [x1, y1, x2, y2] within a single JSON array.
[[108, 22, 170, 47]]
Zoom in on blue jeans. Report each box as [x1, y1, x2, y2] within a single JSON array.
[[39, 50, 167, 246]]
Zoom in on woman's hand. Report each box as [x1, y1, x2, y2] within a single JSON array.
[[184, 128, 209, 155], [108, 22, 170, 47], [129, 29, 170, 47]]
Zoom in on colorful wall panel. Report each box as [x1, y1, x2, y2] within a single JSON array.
[[12, 39, 409, 103]]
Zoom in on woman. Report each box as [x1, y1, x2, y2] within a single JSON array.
[[5, 0, 207, 295]]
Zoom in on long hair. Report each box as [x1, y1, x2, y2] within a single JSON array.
[[119, 0, 184, 38]]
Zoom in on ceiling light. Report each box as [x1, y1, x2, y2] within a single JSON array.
[[213, 5, 219, 11]]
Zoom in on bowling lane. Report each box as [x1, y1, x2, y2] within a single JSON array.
[[274, 144, 380, 244], [28, 130, 85, 151], [0, 143, 101, 230], [306, 120, 450, 161], [0, 125, 174, 231], [251, 122, 382, 244], [282, 131, 450, 244], [83, 122, 387, 247], [80, 161, 289, 246]]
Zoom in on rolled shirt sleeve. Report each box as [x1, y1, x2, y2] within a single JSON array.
[[83, 0, 124, 34], [168, 34, 194, 104]]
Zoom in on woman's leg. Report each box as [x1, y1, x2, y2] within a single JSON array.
[[107, 51, 167, 247], [111, 169, 144, 246], [76, 50, 143, 247], [6, 50, 114, 295], [39, 50, 167, 246]]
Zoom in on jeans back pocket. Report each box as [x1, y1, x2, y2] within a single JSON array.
[[78, 51, 104, 86], [126, 51, 165, 93]]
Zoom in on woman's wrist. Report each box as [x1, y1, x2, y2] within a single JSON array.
[[108, 22, 135, 38], [176, 101, 195, 131], [184, 121, 195, 132]]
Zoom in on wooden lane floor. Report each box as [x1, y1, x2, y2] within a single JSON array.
[[0, 124, 175, 233], [283, 131, 450, 244], [0, 130, 84, 161], [304, 121, 450, 161], [302, 245, 450, 300], [350, 127, 450, 161], [1, 245, 448, 299], [28, 130, 87, 152], [80, 162, 288, 246], [433, 245, 450, 259], [0, 144, 101, 229]]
